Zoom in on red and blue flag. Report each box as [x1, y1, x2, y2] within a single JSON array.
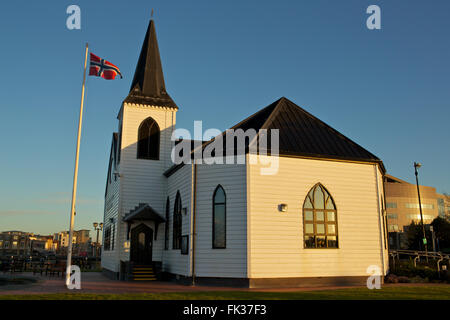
[[89, 53, 122, 80]]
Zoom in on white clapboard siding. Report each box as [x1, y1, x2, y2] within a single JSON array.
[[247, 154, 386, 278], [101, 140, 121, 272], [376, 165, 389, 273], [117, 103, 177, 265], [163, 164, 192, 276], [193, 162, 247, 278]]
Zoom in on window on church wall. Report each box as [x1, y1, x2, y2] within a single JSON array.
[[173, 192, 182, 250], [111, 223, 115, 251], [137, 117, 160, 160], [165, 197, 170, 250], [213, 185, 226, 249], [117, 123, 122, 164], [104, 226, 111, 251], [303, 183, 338, 249]]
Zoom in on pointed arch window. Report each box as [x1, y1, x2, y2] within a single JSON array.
[[213, 185, 226, 249], [173, 191, 182, 250], [137, 117, 160, 160], [165, 197, 170, 250], [303, 183, 338, 248]]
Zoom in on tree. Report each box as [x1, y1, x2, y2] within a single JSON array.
[[406, 221, 431, 251], [431, 217, 450, 252], [406, 218, 450, 253]]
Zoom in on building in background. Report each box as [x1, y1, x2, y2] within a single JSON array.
[[74, 229, 92, 256], [437, 193, 450, 221], [53, 230, 92, 256], [0, 231, 58, 257], [0, 230, 93, 257], [0, 231, 31, 256], [385, 174, 447, 249]]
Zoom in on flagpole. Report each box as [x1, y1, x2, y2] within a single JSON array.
[[66, 43, 89, 287]]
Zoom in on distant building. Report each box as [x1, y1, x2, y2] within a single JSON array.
[[53, 231, 75, 255], [74, 229, 92, 256], [53, 230, 92, 256], [0, 231, 31, 256], [0, 231, 57, 256], [384, 174, 446, 249], [436, 193, 450, 221], [29, 235, 56, 253]]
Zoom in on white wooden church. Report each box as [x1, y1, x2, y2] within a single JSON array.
[[101, 18, 389, 287]]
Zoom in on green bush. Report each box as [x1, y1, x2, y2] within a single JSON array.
[[391, 262, 440, 281]]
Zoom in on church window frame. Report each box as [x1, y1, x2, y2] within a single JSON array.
[[137, 117, 160, 160], [303, 183, 339, 249]]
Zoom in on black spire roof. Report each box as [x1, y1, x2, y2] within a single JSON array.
[[124, 19, 177, 108]]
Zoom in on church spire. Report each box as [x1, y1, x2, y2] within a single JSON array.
[[124, 19, 177, 108]]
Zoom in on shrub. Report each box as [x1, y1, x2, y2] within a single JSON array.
[[397, 276, 410, 283], [391, 261, 440, 281], [385, 274, 398, 283]]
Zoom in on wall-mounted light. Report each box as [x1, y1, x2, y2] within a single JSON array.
[[278, 204, 288, 212]]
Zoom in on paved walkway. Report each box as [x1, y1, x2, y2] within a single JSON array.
[[0, 272, 447, 296]]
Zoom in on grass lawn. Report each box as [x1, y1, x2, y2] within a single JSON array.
[[0, 285, 449, 300]]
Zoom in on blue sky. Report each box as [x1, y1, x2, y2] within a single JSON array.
[[0, 0, 449, 235]]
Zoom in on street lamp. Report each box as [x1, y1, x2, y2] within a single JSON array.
[[93, 222, 103, 260], [414, 162, 428, 261]]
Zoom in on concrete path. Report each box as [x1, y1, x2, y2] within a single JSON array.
[[0, 272, 447, 296]]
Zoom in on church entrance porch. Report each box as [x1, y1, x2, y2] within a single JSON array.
[[130, 223, 153, 265], [120, 203, 165, 281]]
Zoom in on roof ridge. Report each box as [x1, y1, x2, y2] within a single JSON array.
[[191, 98, 281, 155], [229, 98, 281, 130], [248, 97, 285, 149], [260, 97, 285, 130], [280, 98, 380, 161]]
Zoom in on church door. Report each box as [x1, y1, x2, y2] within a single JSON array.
[[130, 224, 153, 265]]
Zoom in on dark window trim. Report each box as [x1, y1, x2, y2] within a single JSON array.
[[117, 122, 122, 164], [212, 184, 226, 249], [165, 197, 170, 250], [137, 117, 160, 160], [173, 191, 182, 250], [181, 235, 189, 255], [111, 223, 115, 251], [104, 225, 111, 251], [303, 183, 339, 249]]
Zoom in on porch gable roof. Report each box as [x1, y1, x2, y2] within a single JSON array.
[[123, 203, 165, 223]]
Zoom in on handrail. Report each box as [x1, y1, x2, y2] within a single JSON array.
[[389, 249, 450, 270], [390, 249, 450, 259], [437, 254, 444, 272]]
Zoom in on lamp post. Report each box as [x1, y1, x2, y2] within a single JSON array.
[[93, 222, 103, 260], [414, 162, 428, 262]]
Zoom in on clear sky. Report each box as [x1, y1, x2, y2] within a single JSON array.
[[0, 0, 449, 235]]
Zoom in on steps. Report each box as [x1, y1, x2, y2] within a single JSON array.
[[131, 265, 157, 281]]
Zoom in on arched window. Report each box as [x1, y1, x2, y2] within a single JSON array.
[[173, 191, 182, 250], [164, 197, 170, 250], [303, 183, 338, 248], [137, 117, 160, 160], [213, 185, 226, 249]]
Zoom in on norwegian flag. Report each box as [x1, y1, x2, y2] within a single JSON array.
[[89, 53, 122, 80]]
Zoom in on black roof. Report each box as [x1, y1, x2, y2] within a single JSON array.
[[124, 19, 177, 108], [104, 133, 118, 197], [165, 97, 384, 176], [259, 97, 382, 163]]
